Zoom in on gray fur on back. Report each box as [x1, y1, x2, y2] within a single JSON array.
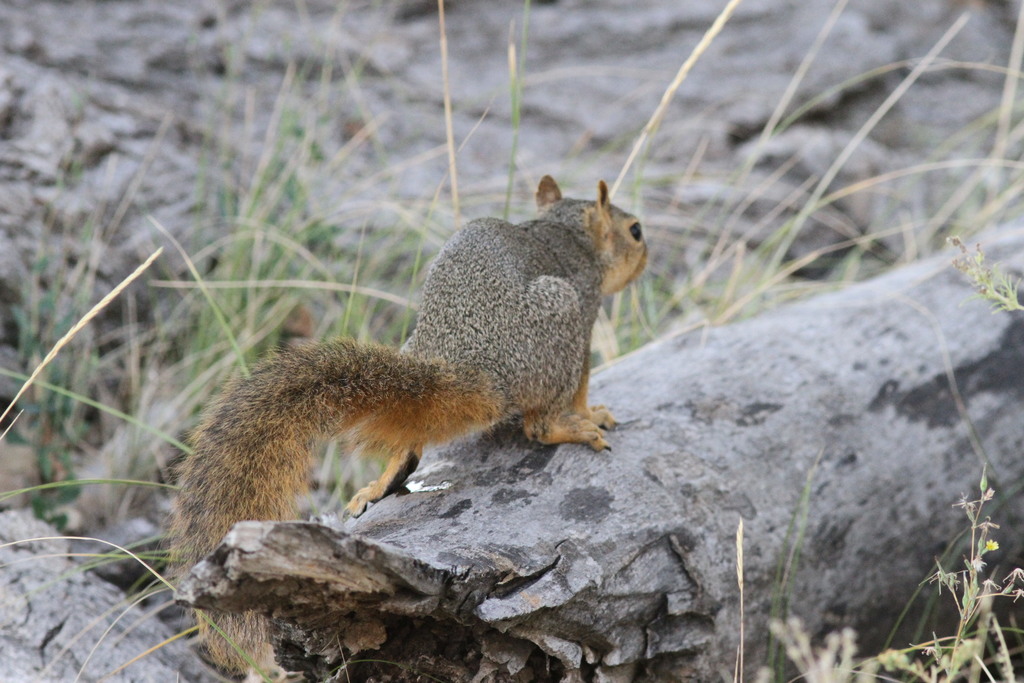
[[404, 214, 602, 415]]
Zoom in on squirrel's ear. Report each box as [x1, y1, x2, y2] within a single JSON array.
[[536, 175, 562, 212], [597, 180, 611, 211]]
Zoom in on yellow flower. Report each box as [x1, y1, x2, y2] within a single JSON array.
[[985, 540, 999, 552]]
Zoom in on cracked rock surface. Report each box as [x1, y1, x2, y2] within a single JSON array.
[[0, 509, 208, 682]]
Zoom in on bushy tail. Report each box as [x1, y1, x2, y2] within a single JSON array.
[[166, 338, 504, 672]]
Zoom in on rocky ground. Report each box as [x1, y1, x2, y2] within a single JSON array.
[[1, 0, 1022, 680]]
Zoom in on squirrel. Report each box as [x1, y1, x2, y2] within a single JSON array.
[[166, 175, 647, 674]]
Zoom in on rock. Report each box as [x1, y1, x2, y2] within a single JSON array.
[[0, 509, 211, 682]]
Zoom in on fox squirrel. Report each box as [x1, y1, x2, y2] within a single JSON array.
[[167, 175, 647, 673]]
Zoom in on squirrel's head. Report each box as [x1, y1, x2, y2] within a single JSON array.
[[536, 175, 647, 294]]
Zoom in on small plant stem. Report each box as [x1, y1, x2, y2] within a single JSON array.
[[437, 0, 460, 227], [504, 0, 531, 220], [735, 518, 745, 682]]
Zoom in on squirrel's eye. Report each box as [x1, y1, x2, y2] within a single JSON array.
[[629, 222, 642, 241]]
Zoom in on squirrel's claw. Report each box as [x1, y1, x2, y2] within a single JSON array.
[[588, 432, 611, 451], [345, 491, 372, 517]]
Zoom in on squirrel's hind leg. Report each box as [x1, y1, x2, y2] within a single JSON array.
[[571, 354, 616, 430], [346, 446, 422, 516]]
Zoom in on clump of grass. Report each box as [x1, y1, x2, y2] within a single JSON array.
[[763, 452, 821, 681], [2, 249, 163, 527], [768, 472, 1023, 683], [633, 7, 1024, 336], [876, 473, 1022, 682], [0, 247, 190, 675], [760, 619, 878, 683], [948, 236, 1022, 312]]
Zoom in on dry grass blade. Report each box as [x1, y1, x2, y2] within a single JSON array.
[[750, 0, 850, 159], [149, 278, 414, 309], [102, 628, 196, 679], [994, 0, 1024, 159], [752, 13, 970, 279], [0, 248, 163, 427], [813, 13, 969, 210], [437, 0, 460, 227], [611, 0, 745, 197], [149, 216, 250, 376], [0, 534, 173, 590], [0, 409, 22, 441]]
